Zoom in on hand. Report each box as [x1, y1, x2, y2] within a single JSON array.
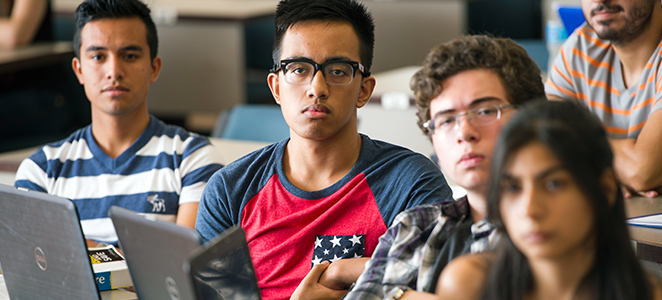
[[621, 184, 661, 198], [85, 239, 100, 248], [318, 257, 368, 290], [290, 261, 348, 300]]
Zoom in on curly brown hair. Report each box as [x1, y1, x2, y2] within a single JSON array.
[[410, 35, 544, 135]]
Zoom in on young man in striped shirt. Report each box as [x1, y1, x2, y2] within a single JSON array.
[[546, 0, 662, 197], [13, 0, 223, 246]]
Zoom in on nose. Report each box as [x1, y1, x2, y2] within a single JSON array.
[[520, 185, 545, 219], [455, 114, 480, 143], [307, 69, 329, 99], [106, 55, 124, 81]]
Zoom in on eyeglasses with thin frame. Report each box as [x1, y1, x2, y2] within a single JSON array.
[[270, 58, 371, 86], [423, 104, 516, 136]]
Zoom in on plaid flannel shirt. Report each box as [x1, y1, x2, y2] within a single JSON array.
[[344, 196, 495, 299]]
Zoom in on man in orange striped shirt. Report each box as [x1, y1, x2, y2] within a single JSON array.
[[546, 0, 662, 198]]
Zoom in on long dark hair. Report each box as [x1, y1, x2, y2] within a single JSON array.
[[482, 100, 653, 300]]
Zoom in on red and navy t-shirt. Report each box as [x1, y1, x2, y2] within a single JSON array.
[[196, 135, 451, 300]]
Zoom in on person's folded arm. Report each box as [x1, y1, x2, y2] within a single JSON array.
[[319, 257, 370, 290], [546, 94, 564, 101], [0, 0, 48, 49], [610, 109, 662, 194], [343, 219, 422, 300], [175, 202, 199, 229], [290, 261, 349, 300], [434, 254, 489, 300]]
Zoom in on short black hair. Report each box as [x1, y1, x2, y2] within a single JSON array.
[[73, 0, 158, 60], [272, 0, 375, 72]]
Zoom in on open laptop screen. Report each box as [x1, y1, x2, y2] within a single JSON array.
[[185, 226, 261, 300], [109, 205, 201, 300], [0, 184, 99, 300]]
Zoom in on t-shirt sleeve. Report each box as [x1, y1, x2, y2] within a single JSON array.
[[373, 152, 452, 227], [14, 150, 49, 193], [545, 34, 579, 102], [195, 170, 238, 243], [178, 137, 224, 205], [653, 63, 662, 114], [403, 160, 451, 212]]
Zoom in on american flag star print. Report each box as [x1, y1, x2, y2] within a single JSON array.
[[311, 234, 365, 267]]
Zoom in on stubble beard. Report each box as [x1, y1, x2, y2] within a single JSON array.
[[591, 0, 656, 47]]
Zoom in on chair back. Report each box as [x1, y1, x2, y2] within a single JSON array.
[[212, 104, 289, 143]]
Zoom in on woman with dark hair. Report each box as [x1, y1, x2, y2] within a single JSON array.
[[435, 100, 662, 300]]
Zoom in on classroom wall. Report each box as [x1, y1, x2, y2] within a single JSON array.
[[363, 1, 466, 73], [147, 1, 467, 116], [147, 21, 246, 117]]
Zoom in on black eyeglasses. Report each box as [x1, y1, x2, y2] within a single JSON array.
[[270, 58, 371, 86]]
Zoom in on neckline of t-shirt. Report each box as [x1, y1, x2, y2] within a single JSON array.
[[85, 116, 157, 170], [274, 134, 370, 199]]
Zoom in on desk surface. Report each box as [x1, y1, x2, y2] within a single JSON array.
[[626, 197, 662, 247], [0, 275, 137, 300], [0, 41, 74, 75], [54, 0, 278, 20]]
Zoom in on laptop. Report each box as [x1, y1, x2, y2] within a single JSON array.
[[108, 206, 201, 300], [0, 184, 100, 300], [184, 226, 261, 300]]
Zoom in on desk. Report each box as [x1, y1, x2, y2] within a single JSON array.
[[53, 0, 277, 20], [626, 197, 662, 278], [0, 41, 74, 75], [209, 138, 270, 164], [625, 197, 662, 279], [0, 275, 137, 300], [0, 146, 38, 186]]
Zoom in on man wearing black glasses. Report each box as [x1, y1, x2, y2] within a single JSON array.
[[194, 0, 452, 299]]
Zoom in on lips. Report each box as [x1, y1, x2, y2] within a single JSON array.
[[591, 4, 623, 17], [458, 152, 485, 168], [522, 231, 551, 244], [103, 85, 129, 97], [302, 104, 330, 118]]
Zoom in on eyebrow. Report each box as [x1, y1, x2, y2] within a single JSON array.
[[501, 165, 565, 182], [433, 97, 505, 116], [120, 45, 144, 52], [283, 55, 353, 64], [84, 45, 144, 53]]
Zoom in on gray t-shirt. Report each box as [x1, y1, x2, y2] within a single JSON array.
[[545, 23, 662, 139]]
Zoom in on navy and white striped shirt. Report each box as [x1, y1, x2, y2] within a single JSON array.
[[15, 115, 224, 244]]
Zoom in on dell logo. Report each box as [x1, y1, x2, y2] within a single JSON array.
[[34, 247, 47, 271], [165, 276, 180, 300]]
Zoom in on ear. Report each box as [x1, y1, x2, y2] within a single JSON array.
[[72, 57, 84, 85], [150, 56, 163, 83], [601, 168, 619, 206], [268, 72, 281, 105], [356, 75, 376, 109]]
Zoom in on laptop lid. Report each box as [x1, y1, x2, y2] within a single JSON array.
[[108, 206, 201, 300], [0, 184, 100, 300], [184, 226, 261, 300]]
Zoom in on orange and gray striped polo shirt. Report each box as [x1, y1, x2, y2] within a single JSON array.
[[545, 23, 662, 139]]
